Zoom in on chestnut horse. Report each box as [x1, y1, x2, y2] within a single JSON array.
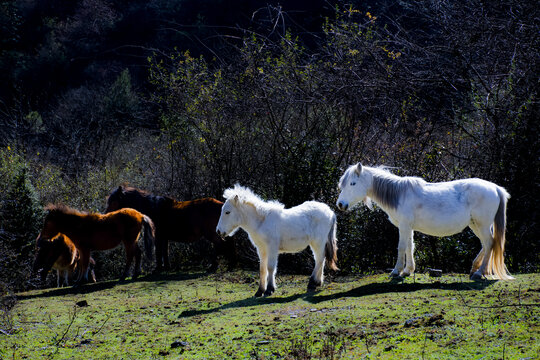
[[33, 233, 96, 287], [37, 204, 155, 283], [106, 186, 235, 272]]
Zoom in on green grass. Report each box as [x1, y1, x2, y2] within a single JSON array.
[[2, 272, 539, 359]]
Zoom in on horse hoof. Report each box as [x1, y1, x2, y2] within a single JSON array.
[[401, 271, 411, 277], [263, 289, 274, 297], [470, 272, 483, 281], [254, 289, 264, 297], [307, 277, 321, 290], [389, 271, 401, 278]]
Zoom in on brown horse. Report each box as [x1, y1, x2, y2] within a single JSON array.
[[106, 186, 235, 272], [33, 233, 97, 287], [37, 204, 155, 283]]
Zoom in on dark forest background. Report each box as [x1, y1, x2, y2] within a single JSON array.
[[0, 0, 538, 293]]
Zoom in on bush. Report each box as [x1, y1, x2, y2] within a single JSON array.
[[0, 147, 43, 293]]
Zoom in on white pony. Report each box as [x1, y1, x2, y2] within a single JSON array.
[[337, 163, 513, 280], [216, 184, 338, 297]]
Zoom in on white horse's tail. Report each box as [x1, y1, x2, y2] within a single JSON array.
[[490, 187, 514, 280], [325, 214, 339, 271]]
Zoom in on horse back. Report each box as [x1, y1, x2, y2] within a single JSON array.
[[76, 209, 145, 250], [166, 197, 223, 239]]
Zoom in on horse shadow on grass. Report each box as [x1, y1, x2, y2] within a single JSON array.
[[178, 277, 497, 318], [16, 271, 208, 301]]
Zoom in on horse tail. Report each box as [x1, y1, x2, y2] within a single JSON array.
[[491, 187, 513, 280], [141, 215, 155, 259], [325, 214, 339, 271]]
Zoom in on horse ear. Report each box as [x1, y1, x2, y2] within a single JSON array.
[[354, 163, 363, 175], [233, 195, 239, 204]]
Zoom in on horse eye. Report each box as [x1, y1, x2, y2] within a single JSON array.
[[225, 211, 231, 215], [350, 182, 356, 186]]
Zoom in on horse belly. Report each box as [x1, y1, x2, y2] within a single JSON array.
[[413, 209, 470, 237], [90, 233, 122, 250], [53, 257, 73, 271], [279, 237, 310, 253]]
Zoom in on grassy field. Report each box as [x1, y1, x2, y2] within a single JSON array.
[[1, 271, 539, 359]]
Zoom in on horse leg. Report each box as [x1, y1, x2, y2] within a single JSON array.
[[208, 241, 219, 273], [264, 250, 278, 296], [308, 244, 325, 290], [224, 237, 238, 270], [56, 269, 61, 287], [63, 270, 69, 287], [402, 230, 416, 277], [154, 235, 164, 273], [390, 226, 409, 277], [470, 248, 485, 277], [163, 238, 171, 270], [121, 245, 135, 281], [470, 224, 493, 280], [132, 245, 142, 280], [89, 258, 97, 283], [75, 250, 90, 285], [255, 248, 268, 297]]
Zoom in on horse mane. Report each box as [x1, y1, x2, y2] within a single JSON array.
[[109, 185, 171, 212], [223, 184, 284, 216], [369, 167, 425, 210], [127, 186, 171, 203], [45, 203, 88, 217]]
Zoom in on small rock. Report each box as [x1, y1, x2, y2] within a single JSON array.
[[171, 340, 188, 349], [428, 268, 442, 277], [75, 300, 88, 307]]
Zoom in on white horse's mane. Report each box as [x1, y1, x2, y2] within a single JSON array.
[[223, 184, 284, 215], [341, 165, 425, 210]]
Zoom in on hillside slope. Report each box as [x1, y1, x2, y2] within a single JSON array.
[[3, 272, 539, 359]]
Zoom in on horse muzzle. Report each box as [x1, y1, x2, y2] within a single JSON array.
[[337, 201, 349, 211], [216, 229, 226, 239]]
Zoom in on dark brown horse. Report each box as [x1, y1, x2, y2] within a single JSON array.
[[37, 204, 155, 283], [33, 233, 96, 287], [106, 186, 235, 272]]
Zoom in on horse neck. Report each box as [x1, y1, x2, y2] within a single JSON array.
[[52, 212, 87, 238], [237, 202, 266, 235], [365, 167, 406, 211], [123, 193, 156, 213]]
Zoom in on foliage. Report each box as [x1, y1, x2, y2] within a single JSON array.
[[0, 1, 538, 287], [0, 147, 43, 293]]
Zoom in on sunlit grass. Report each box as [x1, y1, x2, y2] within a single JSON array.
[[2, 271, 539, 359]]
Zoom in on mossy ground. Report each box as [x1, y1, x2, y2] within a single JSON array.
[[2, 272, 539, 359]]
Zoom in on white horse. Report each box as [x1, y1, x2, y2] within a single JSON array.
[[216, 184, 338, 297], [336, 163, 513, 280]]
